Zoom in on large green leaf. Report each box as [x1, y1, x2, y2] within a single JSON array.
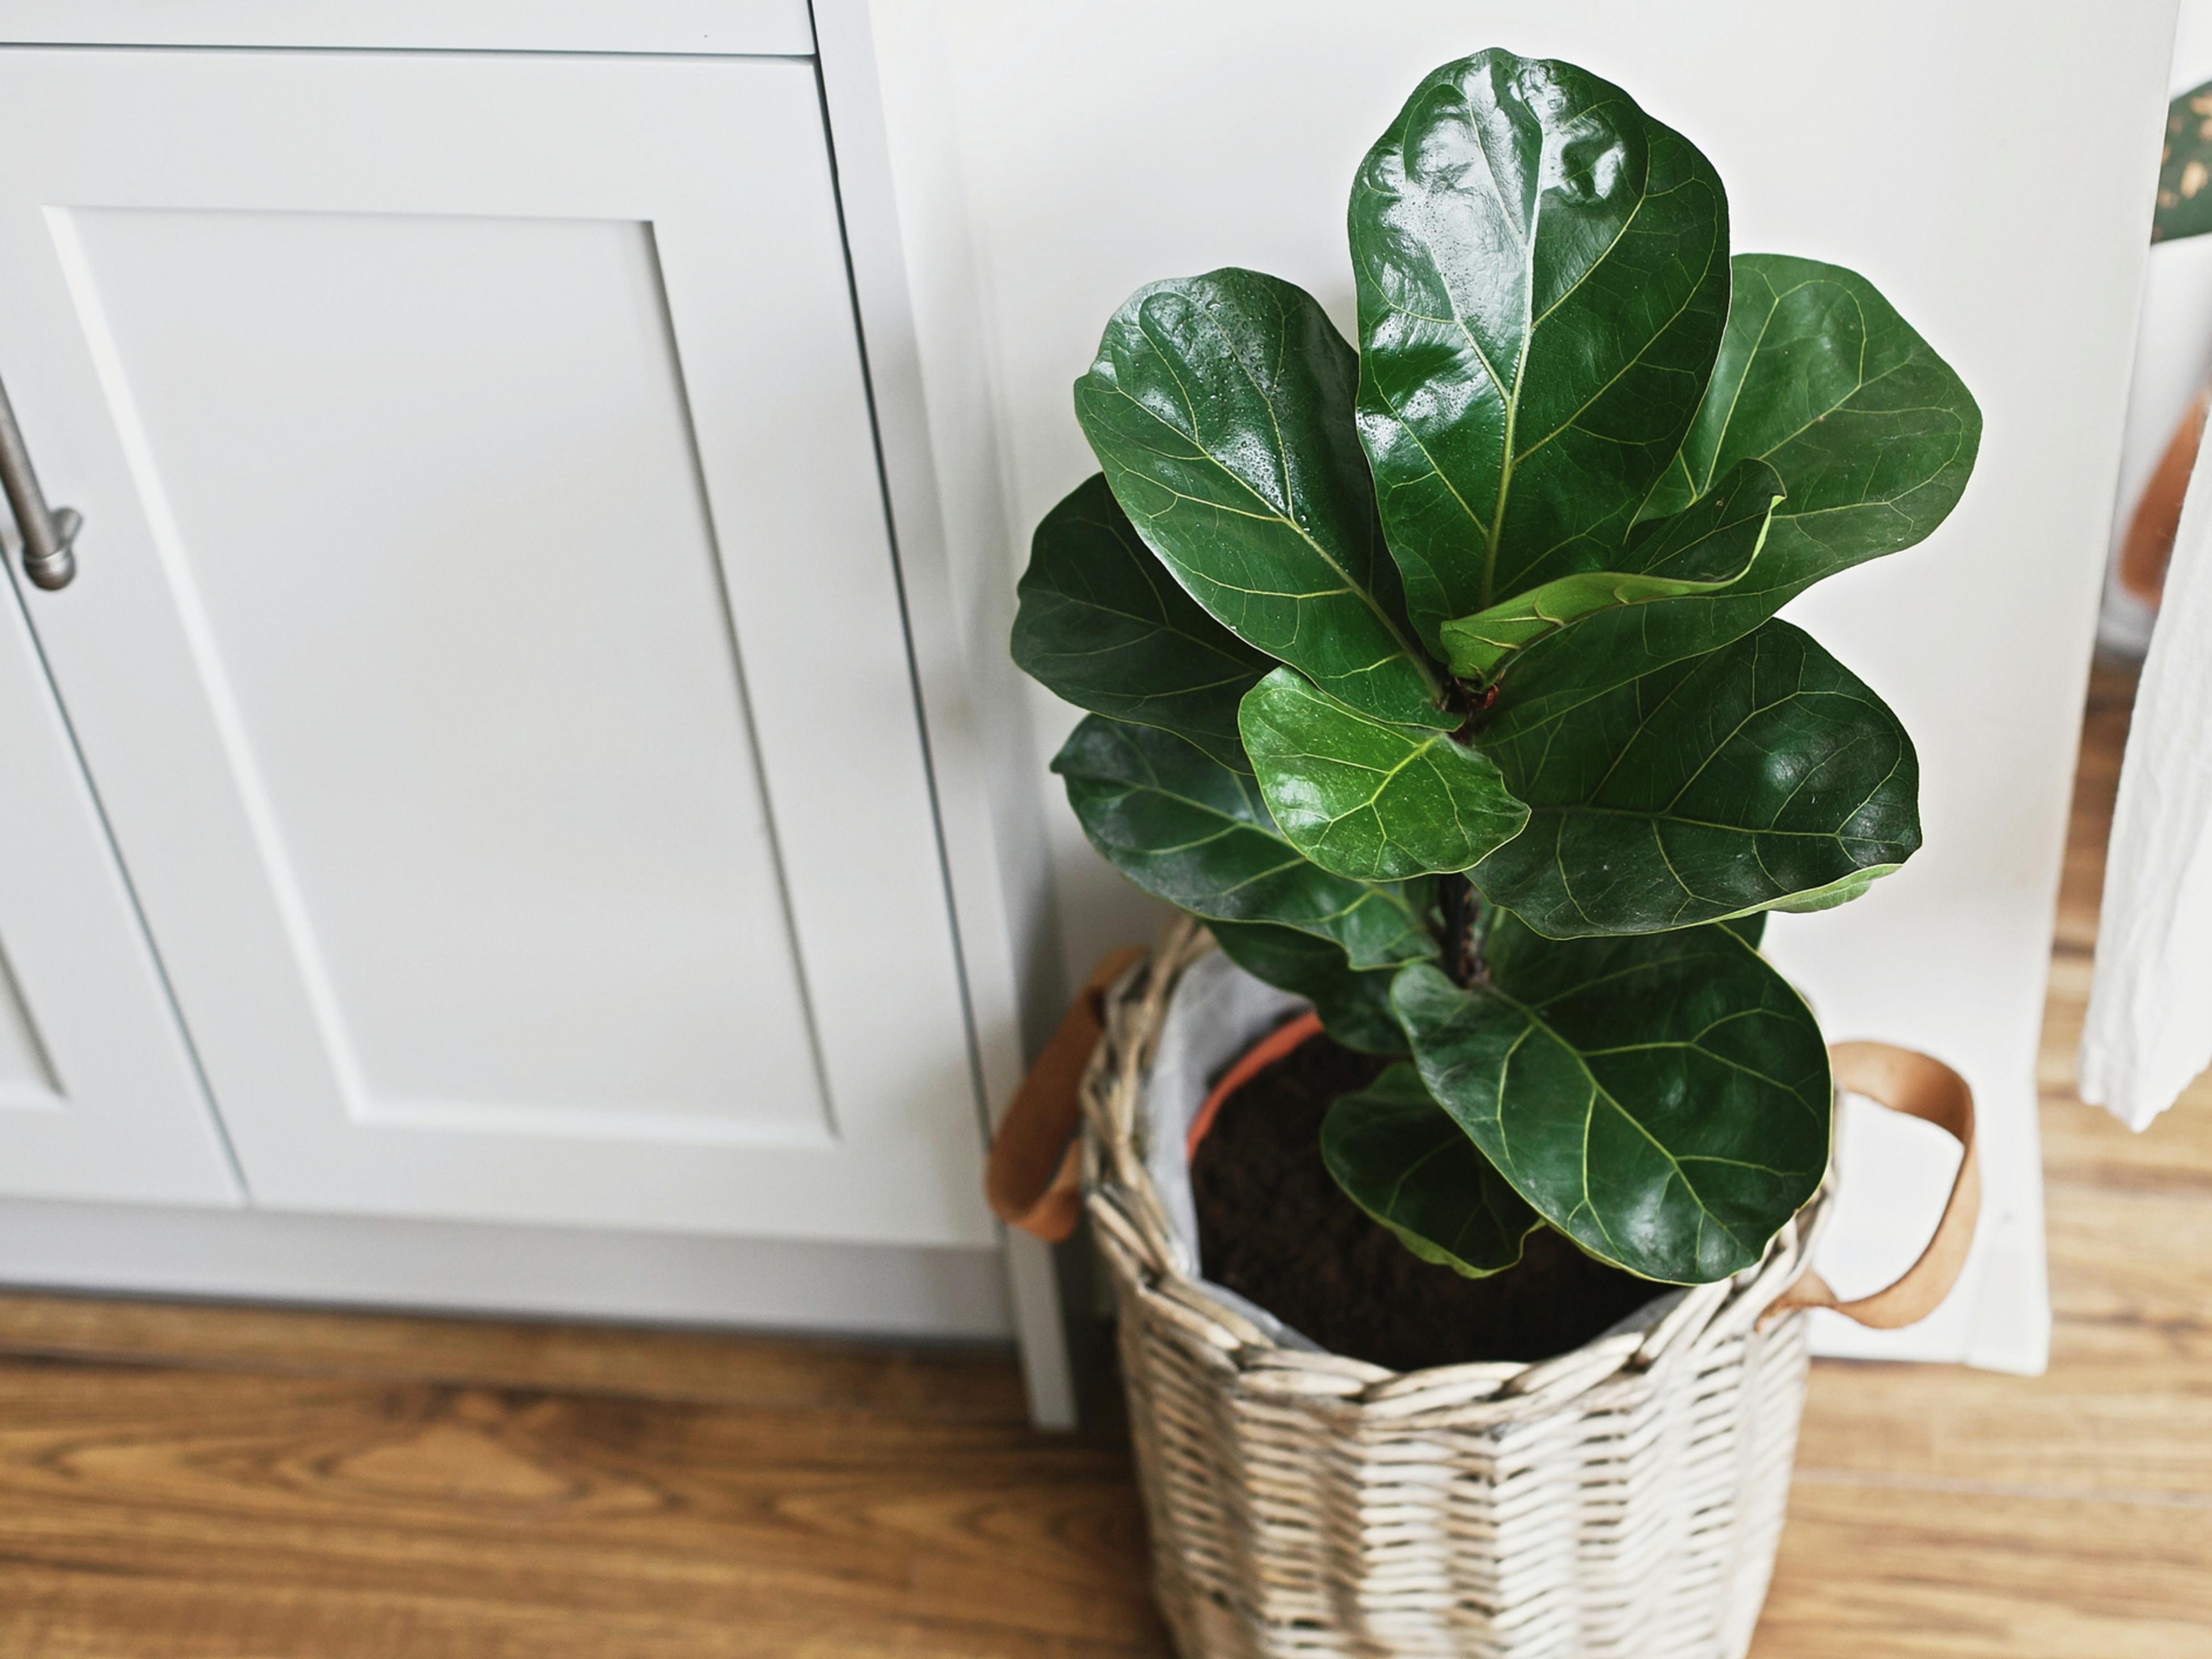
[[1470, 621, 1918, 937], [1643, 253, 1979, 603], [1074, 268, 1445, 726], [1239, 666, 1529, 881], [1208, 921, 1412, 1054], [1351, 49, 1729, 650], [1012, 474, 1273, 769], [1053, 715, 1436, 969], [1321, 1063, 1542, 1276], [1393, 917, 1830, 1282], [1483, 255, 1979, 721], [1437, 458, 1784, 680]]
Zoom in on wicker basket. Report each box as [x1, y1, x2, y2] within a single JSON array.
[[1077, 918, 1838, 1659]]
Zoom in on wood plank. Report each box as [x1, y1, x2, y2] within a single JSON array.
[[0, 1362, 1166, 1659], [1793, 1349, 2212, 1498], [0, 1292, 1027, 1424], [1755, 1478, 2212, 1659]]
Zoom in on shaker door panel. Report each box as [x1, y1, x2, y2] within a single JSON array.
[[63, 205, 831, 1147], [0, 554, 237, 1204], [0, 50, 991, 1246]]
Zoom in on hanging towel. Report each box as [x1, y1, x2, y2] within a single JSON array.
[[2080, 437, 2212, 1130]]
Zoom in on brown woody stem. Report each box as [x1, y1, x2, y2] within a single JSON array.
[[1439, 872, 1485, 987]]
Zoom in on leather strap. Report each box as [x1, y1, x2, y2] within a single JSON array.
[[1762, 1040, 1981, 1331], [985, 947, 1144, 1243]]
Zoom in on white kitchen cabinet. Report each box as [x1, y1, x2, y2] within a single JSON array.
[[0, 47, 997, 1249], [0, 526, 239, 1205]]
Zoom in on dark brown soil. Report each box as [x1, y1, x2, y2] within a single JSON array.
[[1190, 1028, 1665, 1371]]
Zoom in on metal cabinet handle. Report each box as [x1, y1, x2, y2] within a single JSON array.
[[0, 370, 79, 591]]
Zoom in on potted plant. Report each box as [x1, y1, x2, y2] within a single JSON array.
[[991, 48, 1984, 1658]]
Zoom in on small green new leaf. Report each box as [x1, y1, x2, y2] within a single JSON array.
[[1053, 715, 1436, 969], [1394, 916, 1831, 1282], [1240, 666, 1529, 882], [1771, 867, 1886, 915], [1074, 268, 1446, 726], [1322, 1064, 1542, 1276], [1438, 458, 1784, 680], [1352, 50, 1729, 648], [1208, 921, 1413, 1054], [1471, 621, 1919, 937], [1012, 475, 1273, 769]]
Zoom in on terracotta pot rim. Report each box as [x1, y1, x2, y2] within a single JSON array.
[[1183, 1007, 1327, 1162]]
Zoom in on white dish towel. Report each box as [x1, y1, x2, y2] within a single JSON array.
[[2080, 441, 2212, 1130]]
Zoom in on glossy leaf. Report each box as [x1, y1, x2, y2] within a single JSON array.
[[1321, 1063, 1542, 1276], [1240, 666, 1529, 881], [1074, 268, 1445, 725], [1481, 255, 1979, 721], [1470, 621, 1918, 937], [1438, 458, 1784, 679], [1209, 921, 1413, 1054], [1053, 714, 1436, 969], [1012, 475, 1273, 768], [1394, 917, 1830, 1282], [1643, 254, 1979, 609], [1352, 49, 1729, 649]]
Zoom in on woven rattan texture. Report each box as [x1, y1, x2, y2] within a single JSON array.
[[1081, 918, 1823, 1659]]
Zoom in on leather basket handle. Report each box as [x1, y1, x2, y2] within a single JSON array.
[[985, 947, 1145, 1243], [1762, 1040, 1981, 1331]]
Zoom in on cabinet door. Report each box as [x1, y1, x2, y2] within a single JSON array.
[[0, 550, 237, 1203], [0, 49, 993, 1247]]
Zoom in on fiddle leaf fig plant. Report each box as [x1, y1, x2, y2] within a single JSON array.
[[1011, 48, 1979, 1286]]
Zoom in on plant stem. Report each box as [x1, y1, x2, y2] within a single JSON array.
[[1440, 872, 1485, 987]]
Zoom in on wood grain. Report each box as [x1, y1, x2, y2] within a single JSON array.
[[0, 1362, 1162, 1658], [1761, 1480, 2212, 1659], [0, 1293, 1029, 1423], [0, 660, 2203, 1656]]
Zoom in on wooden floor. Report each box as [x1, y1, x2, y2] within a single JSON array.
[[1, 663, 2205, 1657]]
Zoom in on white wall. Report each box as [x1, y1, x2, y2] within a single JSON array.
[[869, 1, 2179, 1371]]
